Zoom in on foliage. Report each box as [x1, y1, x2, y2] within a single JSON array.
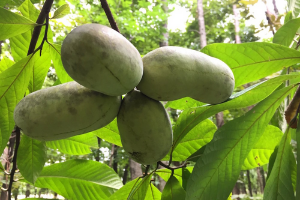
[[0, 0, 300, 199]]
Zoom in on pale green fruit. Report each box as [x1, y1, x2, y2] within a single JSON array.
[[61, 24, 143, 96], [117, 90, 173, 165], [137, 46, 235, 104], [14, 82, 121, 141]]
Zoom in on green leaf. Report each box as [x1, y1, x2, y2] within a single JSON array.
[[185, 85, 295, 200], [52, 4, 70, 19], [165, 97, 205, 110], [273, 18, 300, 46], [296, 117, 300, 198], [163, 119, 216, 161], [128, 174, 152, 200], [17, 134, 46, 184], [93, 118, 122, 147], [0, 0, 24, 7], [48, 43, 73, 83], [0, 54, 34, 154], [172, 74, 300, 151], [0, 7, 38, 41], [0, 57, 14, 73], [161, 176, 186, 200], [156, 167, 194, 186], [288, 0, 300, 18], [34, 159, 123, 200], [110, 178, 160, 200], [285, 11, 293, 24], [263, 128, 295, 200], [46, 132, 98, 155], [145, 183, 161, 200], [201, 43, 300, 87], [182, 168, 191, 191], [242, 125, 283, 170]]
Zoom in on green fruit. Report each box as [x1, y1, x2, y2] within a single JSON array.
[[14, 82, 121, 141], [61, 24, 143, 96], [137, 46, 235, 104], [117, 90, 173, 165]]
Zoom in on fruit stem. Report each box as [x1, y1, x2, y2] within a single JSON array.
[[100, 0, 120, 33]]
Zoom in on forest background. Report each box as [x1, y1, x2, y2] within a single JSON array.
[[0, 0, 296, 199]]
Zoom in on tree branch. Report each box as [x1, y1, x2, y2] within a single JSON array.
[[27, 0, 54, 55], [99, 0, 120, 32]]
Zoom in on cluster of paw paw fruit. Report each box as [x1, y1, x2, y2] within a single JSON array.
[[14, 24, 235, 165]]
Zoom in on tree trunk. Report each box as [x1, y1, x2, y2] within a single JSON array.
[[215, 112, 224, 128], [232, 183, 240, 200], [113, 146, 118, 174], [233, 4, 241, 44], [1, 132, 16, 200], [246, 170, 253, 196], [0, 41, 2, 59], [122, 163, 129, 184], [129, 159, 142, 180], [159, 0, 168, 47], [256, 167, 264, 193], [197, 0, 207, 48], [95, 137, 101, 162], [109, 144, 115, 167], [25, 184, 30, 198]]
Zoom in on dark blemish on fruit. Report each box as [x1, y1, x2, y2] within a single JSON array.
[[68, 107, 77, 115]]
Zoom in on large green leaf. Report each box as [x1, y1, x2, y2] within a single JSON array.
[[46, 132, 98, 155], [165, 97, 205, 110], [296, 118, 300, 198], [0, 57, 14, 73], [17, 134, 46, 184], [93, 118, 122, 147], [0, 54, 34, 154], [161, 176, 186, 200], [185, 85, 295, 200], [201, 43, 300, 87], [0, 0, 40, 7], [273, 18, 300, 46], [263, 128, 294, 200], [48, 43, 73, 83], [9, 0, 52, 92], [0, 7, 37, 41], [34, 159, 123, 200], [163, 119, 216, 161], [288, 0, 300, 18], [172, 74, 300, 152], [242, 125, 283, 170]]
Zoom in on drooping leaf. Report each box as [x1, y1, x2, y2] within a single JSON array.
[[145, 183, 161, 200], [172, 74, 300, 151], [201, 43, 300, 87], [296, 117, 300, 198], [17, 134, 47, 184], [165, 97, 205, 110], [127, 174, 152, 200], [46, 132, 98, 155], [0, 7, 38, 41], [93, 118, 122, 146], [273, 18, 300, 46], [163, 119, 216, 161], [182, 168, 191, 191], [34, 159, 123, 200], [242, 125, 283, 170], [52, 4, 70, 19], [263, 128, 294, 200], [110, 178, 160, 200], [0, 0, 24, 7], [288, 0, 300, 18], [290, 147, 297, 192], [0, 54, 34, 154], [48, 43, 73, 83], [161, 176, 186, 200], [186, 145, 206, 162], [0, 57, 14, 73], [185, 85, 295, 200]]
